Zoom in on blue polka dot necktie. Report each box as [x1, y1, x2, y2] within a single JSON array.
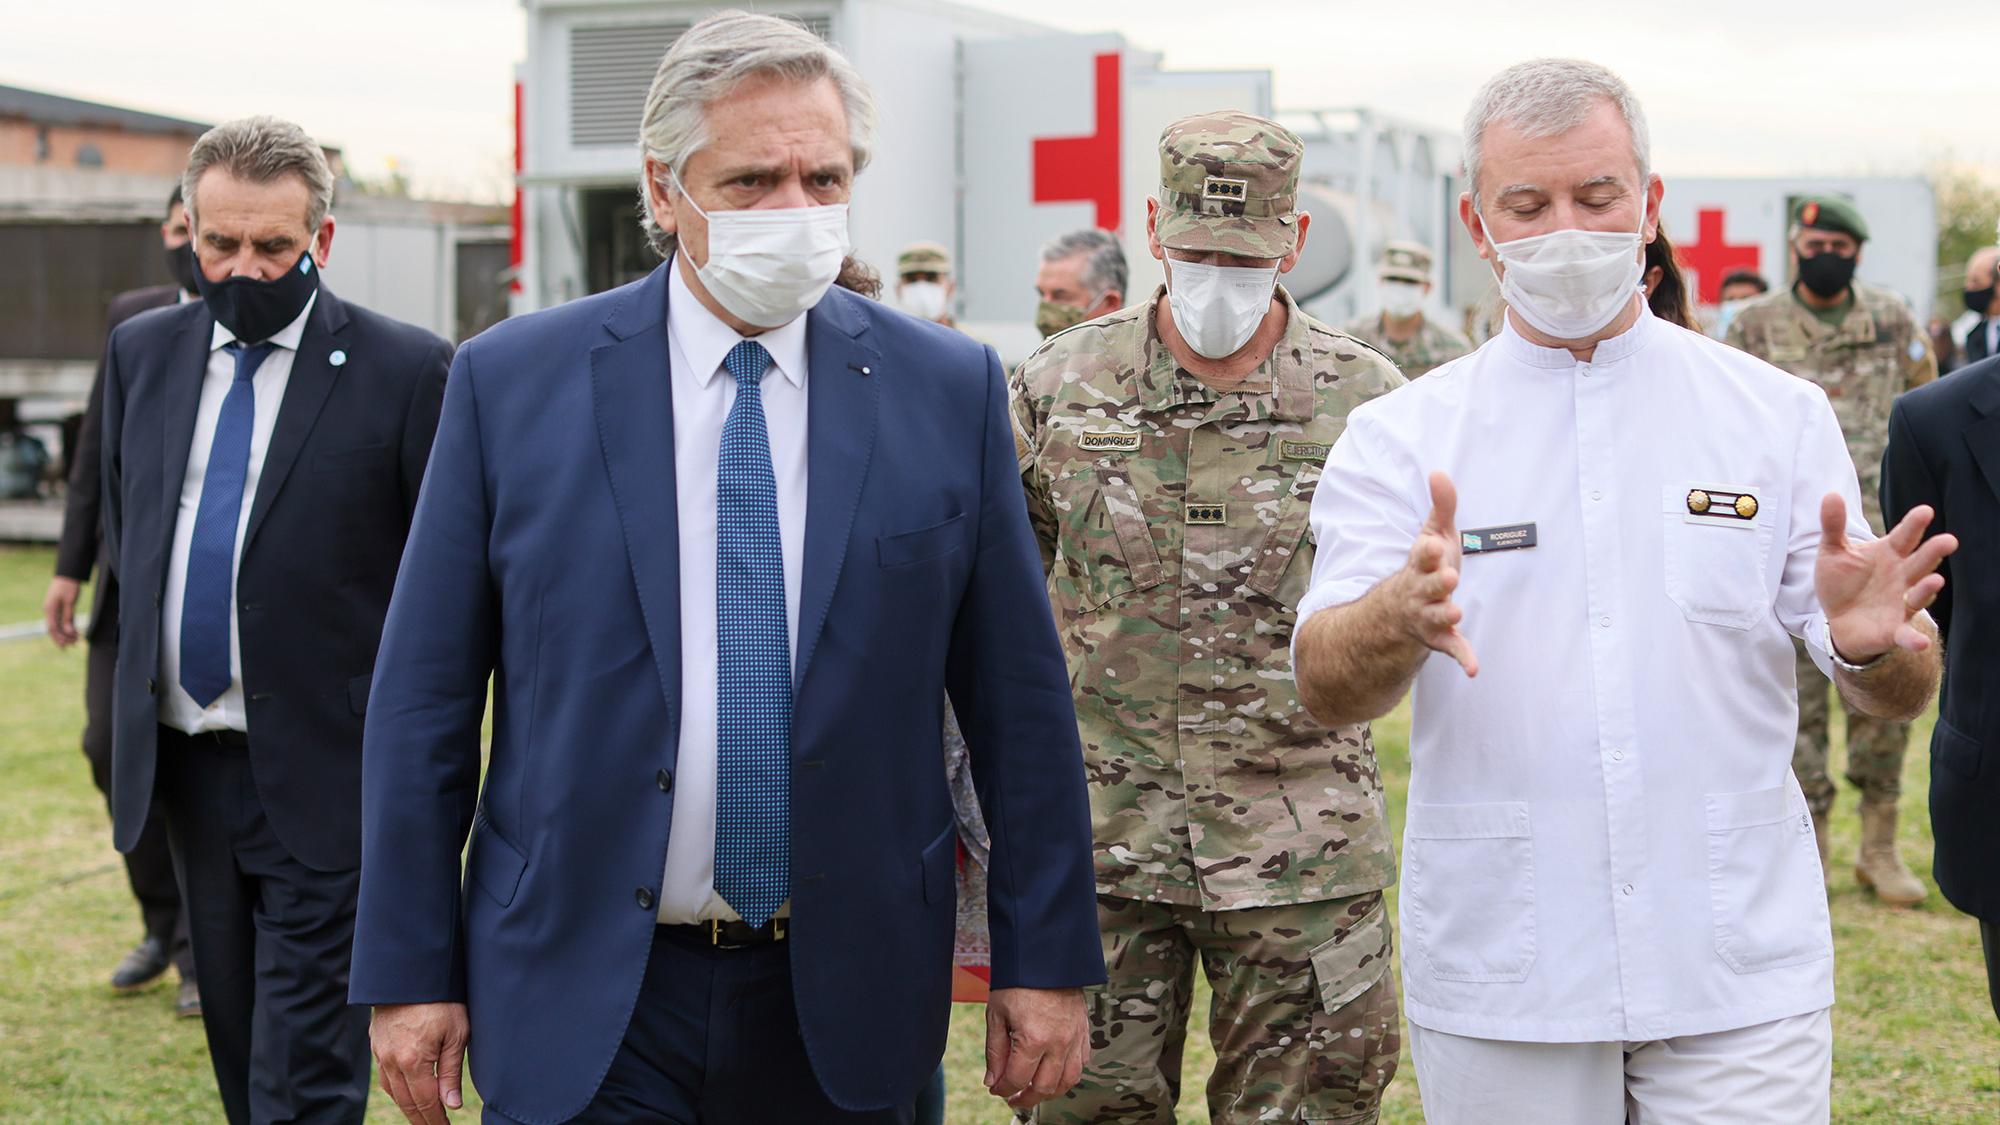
[[179, 341, 274, 707], [713, 339, 792, 928]]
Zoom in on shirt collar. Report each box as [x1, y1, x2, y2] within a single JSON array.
[[1493, 298, 1656, 370], [667, 254, 808, 390], [209, 289, 318, 353]]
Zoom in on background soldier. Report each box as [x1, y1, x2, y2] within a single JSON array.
[[1342, 240, 1471, 378], [892, 239, 956, 326], [1012, 110, 1404, 1125], [1726, 194, 1937, 905]]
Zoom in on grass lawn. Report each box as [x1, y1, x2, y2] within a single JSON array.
[[0, 543, 1993, 1122]]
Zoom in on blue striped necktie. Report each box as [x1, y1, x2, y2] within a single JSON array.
[[713, 339, 792, 927], [179, 341, 274, 707]]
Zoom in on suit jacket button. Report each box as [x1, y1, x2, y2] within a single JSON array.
[[634, 887, 655, 911], [656, 768, 673, 793], [146, 677, 156, 695]]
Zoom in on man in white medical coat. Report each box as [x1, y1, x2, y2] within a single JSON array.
[[1291, 58, 1954, 1124]]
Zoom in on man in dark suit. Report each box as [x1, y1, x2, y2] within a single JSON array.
[[102, 116, 450, 1123], [44, 184, 200, 1013], [1882, 351, 2000, 1020], [352, 13, 1102, 1125]]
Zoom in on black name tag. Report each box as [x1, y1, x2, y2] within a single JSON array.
[[1461, 522, 1536, 555]]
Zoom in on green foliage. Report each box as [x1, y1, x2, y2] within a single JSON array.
[[1931, 160, 2000, 314]]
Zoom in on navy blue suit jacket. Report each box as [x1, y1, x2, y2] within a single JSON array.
[[349, 263, 1103, 1120], [1882, 355, 2000, 921], [101, 289, 450, 871]]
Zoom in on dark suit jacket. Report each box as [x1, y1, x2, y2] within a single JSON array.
[[1882, 354, 2000, 920], [58, 284, 182, 643], [1968, 320, 1994, 366], [102, 289, 451, 872], [349, 264, 1104, 1119]]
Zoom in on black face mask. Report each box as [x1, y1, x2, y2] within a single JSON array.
[[1795, 251, 1857, 299], [1965, 285, 1995, 316], [163, 240, 197, 295], [194, 251, 320, 344]]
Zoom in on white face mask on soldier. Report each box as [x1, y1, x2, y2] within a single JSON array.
[[668, 167, 851, 328], [1379, 280, 1425, 318], [895, 281, 949, 322], [1480, 203, 1646, 340], [1165, 258, 1279, 359]]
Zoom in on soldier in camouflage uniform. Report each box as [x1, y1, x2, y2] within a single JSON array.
[[1010, 110, 1404, 1125], [1725, 194, 1937, 905], [1341, 241, 1472, 379]]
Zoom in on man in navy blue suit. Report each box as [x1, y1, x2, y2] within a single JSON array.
[[351, 12, 1104, 1124]]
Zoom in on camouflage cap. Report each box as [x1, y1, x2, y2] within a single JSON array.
[[1793, 195, 1869, 242], [1378, 240, 1433, 284], [1155, 110, 1302, 259], [896, 240, 953, 276]]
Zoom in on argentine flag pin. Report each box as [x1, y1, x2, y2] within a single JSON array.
[[330, 350, 347, 367]]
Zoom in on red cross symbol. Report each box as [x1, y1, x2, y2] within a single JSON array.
[[1032, 51, 1122, 232], [1678, 207, 1760, 305]]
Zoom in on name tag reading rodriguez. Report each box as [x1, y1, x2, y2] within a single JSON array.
[[1460, 522, 1537, 555], [1079, 430, 1141, 453]]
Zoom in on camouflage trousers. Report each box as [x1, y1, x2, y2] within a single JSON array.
[[1793, 641, 1909, 815], [1026, 892, 1399, 1125]]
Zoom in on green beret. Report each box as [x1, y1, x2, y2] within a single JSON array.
[[1793, 195, 1868, 242]]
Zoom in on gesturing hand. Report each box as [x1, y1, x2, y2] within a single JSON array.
[[1815, 494, 1957, 662], [371, 1002, 470, 1125], [984, 986, 1088, 1111], [1396, 471, 1478, 677]]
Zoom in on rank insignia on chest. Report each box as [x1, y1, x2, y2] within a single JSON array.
[[1079, 429, 1141, 453], [1185, 503, 1228, 525], [1279, 440, 1329, 462], [1460, 522, 1536, 555], [1686, 487, 1759, 522]]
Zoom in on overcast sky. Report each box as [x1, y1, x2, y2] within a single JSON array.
[[6, 0, 1995, 201]]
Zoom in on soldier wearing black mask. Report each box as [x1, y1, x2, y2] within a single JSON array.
[[1724, 194, 1938, 907], [1964, 245, 1999, 364]]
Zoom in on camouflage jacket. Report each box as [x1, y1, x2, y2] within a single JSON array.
[[1725, 281, 1936, 530], [1010, 285, 1403, 910], [1339, 312, 1473, 379]]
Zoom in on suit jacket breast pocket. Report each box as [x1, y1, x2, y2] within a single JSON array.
[[878, 513, 966, 569], [314, 442, 393, 474]]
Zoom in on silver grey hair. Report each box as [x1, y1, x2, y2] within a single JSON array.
[[1462, 58, 1650, 197], [637, 10, 877, 257], [182, 116, 335, 232], [1039, 228, 1128, 300]]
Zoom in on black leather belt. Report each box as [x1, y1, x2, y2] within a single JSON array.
[[663, 917, 789, 950], [158, 726, 251, 750]]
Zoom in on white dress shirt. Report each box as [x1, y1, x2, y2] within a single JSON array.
[[158, 293, 316, 734], [658, 257, 810, 925], [1299, 305, 1867, 1043]]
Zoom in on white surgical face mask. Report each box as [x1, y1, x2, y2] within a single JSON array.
[[668, 168, 850, 328], [896, 280, 949, 321], [1481, 204, 1645, 339], [1379, 279, 1426, 318], [1165, 258, 1279, 359], [1709, 297, 1750, 339]]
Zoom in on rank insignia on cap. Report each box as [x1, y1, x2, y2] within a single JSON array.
[[1801, 201, 1819, 226], [1079, 430, 1141, 453], [1186, 503, 1228, 524], [1686, 486, 1760, 524], [1279, 440, 1329, 462], [1203, 176, 1248, 203]]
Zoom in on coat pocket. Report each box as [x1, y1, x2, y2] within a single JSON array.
[[1935, 718, 1982, 781], [1309, 893, 1393, 1012], [466, 815, 528, 908], [1049, 469, 1164, 612], [878, 513, 965, 569], [1405, 801, 1536, 983], [1705, 785, 1832, 974], [920, 822, 958, 905], [1661, 484, 1771, 630]]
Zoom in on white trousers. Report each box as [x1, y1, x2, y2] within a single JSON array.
[[1408, 1008, 1832, 1125]]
